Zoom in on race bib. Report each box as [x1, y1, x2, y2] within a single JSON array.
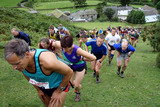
[[29, 78, 49, 89]]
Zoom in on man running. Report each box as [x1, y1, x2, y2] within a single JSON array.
[[11, 28, 31, 46], [48, 25, 61, 40], [114, 39, 135, 78], [38, 38, 62, 58], [86, 34, 107, 83], [60, 36, 96, 102], [4, 39, 73, 107], [105, 28, 121, 64]]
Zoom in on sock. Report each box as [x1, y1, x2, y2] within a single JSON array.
[[96, 74, 99, 78], [118, 67, 121, 72], [110, 54, 114, 60]]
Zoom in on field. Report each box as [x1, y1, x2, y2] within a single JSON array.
[[35, 1, 143, 14], [0, 0, 21, 7], [72, 22, 153, 30], [0, 37, 160, 107], [0, 0, 159, 107]]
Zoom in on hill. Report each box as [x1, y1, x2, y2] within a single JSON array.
[[0, 0, 21, 7], [0, 8, 83, 48]]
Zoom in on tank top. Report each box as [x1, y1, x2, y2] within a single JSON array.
[[22, 49, 64, 89], [62, 45, 86, 71]]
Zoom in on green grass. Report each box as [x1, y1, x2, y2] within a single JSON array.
[[0, 37, 160, 107], [0, 0, 21, 7], [39, 6, 97, 14], [36, 1, 143, 15], [35, 1, 101, 9], [72, 22, 146, 30]]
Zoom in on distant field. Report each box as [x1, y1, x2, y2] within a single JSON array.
[[0, 0, 21, 7], [36, 1, 143, 15], [72, 22, 146, 30], [35, 1, 101, 9]]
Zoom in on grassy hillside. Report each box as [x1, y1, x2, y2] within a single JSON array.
[[35, 1, 101, 9], [0, 8, 83, 48], [0, 38, 160, 107], [0, 0, 21, 7], [72, 22, 154, 30]]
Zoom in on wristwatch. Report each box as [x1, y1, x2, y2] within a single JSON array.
[[99, 60, 102, 63], [59, 86, 66, 91]]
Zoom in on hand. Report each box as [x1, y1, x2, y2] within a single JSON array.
[[48, 89, 66, 107], [108, 46, 111, 51], [126, 57, 130, 62], [97, 60, 102, 66], [37, 89, 50, 105], [79, 39, 83, 44]]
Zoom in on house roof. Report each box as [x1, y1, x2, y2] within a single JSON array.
[[140, 5, 159, 15], [70, 9, 97, 17], [104, 6, 133, 11], [52, 9, 68, 18]]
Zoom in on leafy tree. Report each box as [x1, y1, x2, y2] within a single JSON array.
[[69, 0, 87, 8], [156, 1, 160, 9], [96, 0, 108, 18], [152, 0, 160, 5], [120, 0, 131, 6], [141, 22, 160, 52], [127, 10, 145, 24], [104, 8, 115, 21]]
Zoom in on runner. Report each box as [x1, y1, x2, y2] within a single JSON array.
[[38, 38, 62, 58], [48, 25, 61, 40], [60, 36, 96, 102], [11, 28, 31, 46], [4, 39, 73, 107], [105, 28, 121, 65], [114, 39, 135, 78], [86, 34, 107, 83]]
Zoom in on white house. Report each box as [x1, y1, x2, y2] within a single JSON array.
[[117, 6, 133, 20], [139, 5, 159, 23], [103, 6, 133, 20], [69, 9, 98, 22]]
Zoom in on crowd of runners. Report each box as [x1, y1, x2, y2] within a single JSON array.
[[5, 24, 140, 107]]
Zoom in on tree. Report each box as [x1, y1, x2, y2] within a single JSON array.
[[96, 0, 108, 18], [120, 0, 131, 6], [156, 1, 160, 9], [96, 3, 104, 18], [104, 8, 115, 21], [127, 10, 145, 24], [69, 0, 87, 8], [141, 22, 160, 52], [152, 0, 160, 5]]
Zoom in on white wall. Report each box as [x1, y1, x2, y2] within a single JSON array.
[[118, 10, 129, 16], [145, 15, 159, 23]]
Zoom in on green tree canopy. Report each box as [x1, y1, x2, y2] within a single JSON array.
[[104, 8, 115, 21], [120, 0, 131, 6], [141, 22, 160, 52], [127, 10, 145, 24], [69, 0, 87, 8]]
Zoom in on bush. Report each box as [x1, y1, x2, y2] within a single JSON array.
[[96, 3, 105, 18], [156, 53, 160, 68], [156, 1, 160, 9], [104, 8, 115, 21], [98, 15, 108, 22], [112, 17, 119, 22], [127, 10, 145, 24], [141, 22, 160, 52], [0, 8, 83, 48]]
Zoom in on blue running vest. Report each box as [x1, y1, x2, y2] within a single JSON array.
[[22, 49, 64, 89]]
